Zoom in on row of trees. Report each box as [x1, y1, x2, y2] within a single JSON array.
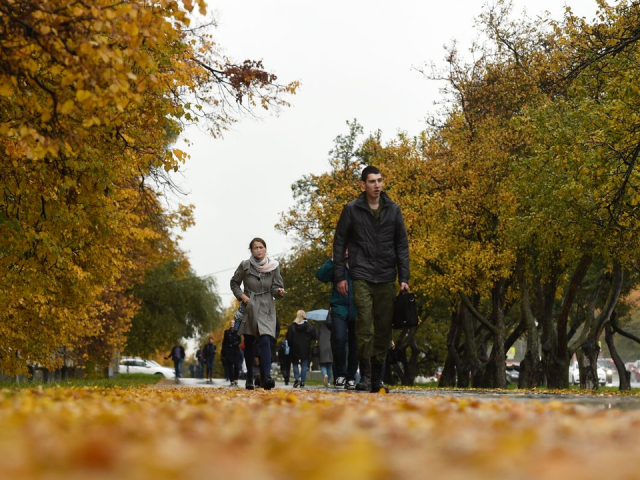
[[279, 0, 640, 390], [0, 0, 296, 375]]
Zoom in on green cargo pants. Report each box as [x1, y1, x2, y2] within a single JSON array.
[[353, 280, 396, 363]]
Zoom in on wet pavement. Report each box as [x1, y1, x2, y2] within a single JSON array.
[[165, 377, 640, 410]]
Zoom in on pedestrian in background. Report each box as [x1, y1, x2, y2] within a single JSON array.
[[203, 336, 217, 383], [278, 338, 291, 386], [195, 345, 205, 379], [222, 320, 241, 386], [286, 310, 316, 388], [165, 343, 185, 380]]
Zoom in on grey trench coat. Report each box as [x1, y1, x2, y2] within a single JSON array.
[[230, 260, 284, 338]]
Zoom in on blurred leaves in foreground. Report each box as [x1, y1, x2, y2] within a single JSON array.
[[1, 386, 639, 480]]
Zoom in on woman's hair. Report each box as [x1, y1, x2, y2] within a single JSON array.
[[249, 237, 267, 250], [295, 310, 306, 322]]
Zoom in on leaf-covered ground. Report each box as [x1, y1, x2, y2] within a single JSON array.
[[1, 386, 639, 480]]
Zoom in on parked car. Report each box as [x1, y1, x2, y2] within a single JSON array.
[[506, 362, 520, 385], [118, 357, 175, 379], [569, 360, 606, 386]]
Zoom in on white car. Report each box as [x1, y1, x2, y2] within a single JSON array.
[[569, 361, 606, 386], [118, 357, 175, 379]]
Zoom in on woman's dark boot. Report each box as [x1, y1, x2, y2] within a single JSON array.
[[245, 379, 254, 390], [355, 359, 371, 391]]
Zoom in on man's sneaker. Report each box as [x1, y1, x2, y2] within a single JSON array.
[[293, 380, 301, 388], [323, 374, 329, 387], [345, 379, 356, 390], [334, 376, 346, 388]]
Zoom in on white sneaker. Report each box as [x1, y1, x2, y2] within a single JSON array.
[[323, 374, 329, 387], [334, 376, 346, 388]]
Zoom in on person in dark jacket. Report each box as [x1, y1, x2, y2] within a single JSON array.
[[316, 252, 358, 389], [333, 165, 410, 393], [221, 320, 241, 386], [203, 337, 217, 383], [195, 346, 205, 379], [278, 339, 291, 386], [286, 310, 317, 388], [165, 344, 186, 379]]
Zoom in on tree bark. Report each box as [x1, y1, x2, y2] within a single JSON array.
[[439, 310, 461, 387], [579, 263, 624, 391], [459, 300, 484, 387], [605, 318, 630, 391], [491, 280, 507, 389], [517, 258, 542, 388], [557, 254, 592, 360]]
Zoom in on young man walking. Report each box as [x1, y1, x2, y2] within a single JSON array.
[[333, 166, 410, 393]]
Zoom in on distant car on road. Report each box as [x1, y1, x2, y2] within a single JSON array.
[[118, 357, 175, 379]]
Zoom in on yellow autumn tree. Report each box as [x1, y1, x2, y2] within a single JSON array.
[[0, 0, 297, 375]]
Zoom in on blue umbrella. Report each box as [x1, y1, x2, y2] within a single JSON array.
[[305, 309, 329, 321]]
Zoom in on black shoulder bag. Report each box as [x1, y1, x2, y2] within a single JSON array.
[[392, 291, 419, 330]]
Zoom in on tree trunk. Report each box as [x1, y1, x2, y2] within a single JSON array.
[[578, 341, 600, 390], [439, 355, 457, 387], [577, 263, 623, 391], [538, 270, 569, 390], [517, 258, 542, 388], [491, 281, 507, 389], [605, 320, 630, 391], [459, 301, 481, 388], [439, 310, 461, 387]]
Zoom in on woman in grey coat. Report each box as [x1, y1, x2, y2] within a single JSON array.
[[230, 237, 285, 390]]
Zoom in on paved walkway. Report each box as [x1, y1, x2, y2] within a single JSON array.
[[165, 377, 640, 410], [168, 377, 296, 389]]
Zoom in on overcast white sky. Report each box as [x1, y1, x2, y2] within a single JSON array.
[[175, 0, 598, 306]]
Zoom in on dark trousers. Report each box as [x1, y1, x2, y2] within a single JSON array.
[[353, 280, 396, 362], [332, 315, 358, 380], [244, 334, 272, 381], [206, 358, 214, 379], [173, 358, 183, 378], [279, 356, 291, 384], [224, 361, 239, 381]]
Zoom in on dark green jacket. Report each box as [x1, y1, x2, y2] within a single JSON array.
[[316, 259, 356, 321], [333, 192, 410, 284]]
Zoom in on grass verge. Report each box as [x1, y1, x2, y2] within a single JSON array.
[[0, 373, 164, 390]]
